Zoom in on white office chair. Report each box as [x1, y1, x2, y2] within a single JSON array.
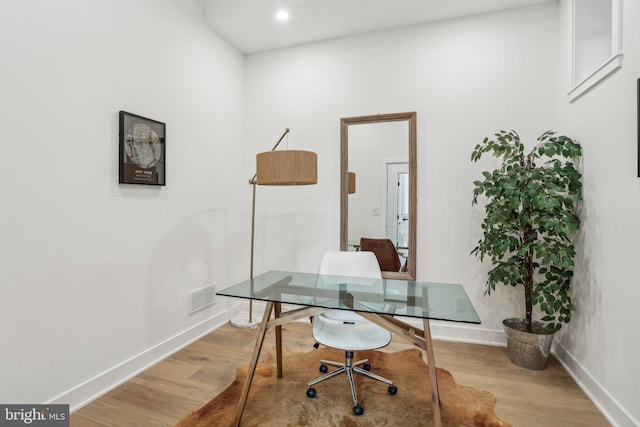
[[306, 251, 397, 416]]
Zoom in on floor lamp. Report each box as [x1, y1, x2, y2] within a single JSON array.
[[230, 128, 317, 328]]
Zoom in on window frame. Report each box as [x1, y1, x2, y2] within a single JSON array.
[[568, 0, 623, 102]]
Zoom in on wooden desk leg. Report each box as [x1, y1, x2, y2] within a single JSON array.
[[423, 318, 442, 427], [274, 302, 283, 378], [232, 302, 273, 427]]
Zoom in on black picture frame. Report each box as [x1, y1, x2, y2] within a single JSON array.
[[119, 111, 166, 186]]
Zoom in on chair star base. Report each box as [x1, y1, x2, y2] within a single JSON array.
[[306, 350, 397, 416]]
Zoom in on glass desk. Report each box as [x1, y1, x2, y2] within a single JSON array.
[[217, 271, 481, 427]]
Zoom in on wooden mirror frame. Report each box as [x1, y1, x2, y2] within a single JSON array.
[[340, 112, 417, 280]]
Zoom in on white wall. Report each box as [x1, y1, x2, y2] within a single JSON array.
[[3, 1, 636, 423], [0, 0, 246, 409], [555, 1, 640, 426], [245, 3, 559, 337], [245, 2, 637, 426]]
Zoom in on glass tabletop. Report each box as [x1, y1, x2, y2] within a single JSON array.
[[217, 270, 480, 324]]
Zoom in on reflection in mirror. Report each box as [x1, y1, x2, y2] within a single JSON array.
[[340, 112, 417, 280], [348, 122, 408, 246]]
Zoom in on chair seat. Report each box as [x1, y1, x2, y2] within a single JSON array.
[[312, 310, 391, 351]]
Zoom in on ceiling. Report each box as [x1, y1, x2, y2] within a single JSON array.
[[204, 0, 555, 54]]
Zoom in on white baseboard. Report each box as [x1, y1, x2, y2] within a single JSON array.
[[58, 298, 635, 427], [277, 301, 633, 427], [53, 310, 232, 412], [552, 344, 638, 427], [275, 302, 507, 346], [406, 318, 506, 347]]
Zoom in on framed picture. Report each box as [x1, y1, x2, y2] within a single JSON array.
[[119, 111, 166, 185]]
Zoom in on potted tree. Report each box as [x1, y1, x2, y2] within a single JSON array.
[[471, 130, 582, 370]]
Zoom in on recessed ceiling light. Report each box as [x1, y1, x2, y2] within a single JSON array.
[[276, 10, 289, 21]]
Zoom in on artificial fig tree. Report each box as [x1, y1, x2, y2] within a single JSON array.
[[471, 130, 582, 334]]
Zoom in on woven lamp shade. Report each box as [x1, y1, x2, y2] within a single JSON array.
[[347, 172, 356, 194], [256, 150, 317, 185]]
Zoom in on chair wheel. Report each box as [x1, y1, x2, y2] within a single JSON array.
[[363, 363, 371, 371], [388, 385, 398, 395], [319, 364, 328, 373], [353, 405, 364, 416], [306, 387, 316, 398]]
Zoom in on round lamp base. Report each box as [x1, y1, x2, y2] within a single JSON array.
[[230, 311, 262, 329]]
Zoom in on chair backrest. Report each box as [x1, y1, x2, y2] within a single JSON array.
[[318, 251, 382, 279], [359, 238, 402, 272], [315, 251, 383, 321]]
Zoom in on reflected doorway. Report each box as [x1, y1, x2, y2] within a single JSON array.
[[385, 163, 409, 248]]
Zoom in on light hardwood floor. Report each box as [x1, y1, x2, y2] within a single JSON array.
[[70, 321, 610, 427]]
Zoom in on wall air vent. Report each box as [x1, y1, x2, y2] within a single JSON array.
[[189, 283, 216, 314]]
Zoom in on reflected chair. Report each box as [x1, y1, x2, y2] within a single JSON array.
[[306, 251, 397, 416], [360, 237, 402, 272]]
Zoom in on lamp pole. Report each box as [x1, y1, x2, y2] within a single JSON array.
[[245, 128, 290, 325], [231, 127, 315, 328]]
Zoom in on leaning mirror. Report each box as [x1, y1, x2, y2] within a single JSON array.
[[340, 112, 417, 280]]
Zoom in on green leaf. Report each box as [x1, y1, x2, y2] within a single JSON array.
[[470, 129, 582, 333]]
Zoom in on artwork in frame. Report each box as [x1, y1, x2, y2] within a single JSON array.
[[119, 111, 166, 185]]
